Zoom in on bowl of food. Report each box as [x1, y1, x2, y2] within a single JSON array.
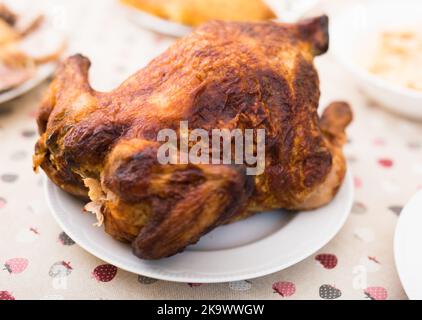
[[330, 0, 422, 120]]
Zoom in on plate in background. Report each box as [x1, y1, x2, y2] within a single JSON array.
[[0, 62, 56, 105], [120, 0, 319, 37], [120, 3, 192, 37], [45, 170, 353, 283], [394, 190, 422, 299]]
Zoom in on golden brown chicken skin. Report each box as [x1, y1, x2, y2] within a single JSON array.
[[34, 16, 352, 259]]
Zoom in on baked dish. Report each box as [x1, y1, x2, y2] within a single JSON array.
[[369, 30, 422, 92], [0, 3, 63, 93], [34, 15, 352, 260], [121, 0, 276, 26]]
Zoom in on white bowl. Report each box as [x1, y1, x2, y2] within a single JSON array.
[[330, 0, 422, 120]]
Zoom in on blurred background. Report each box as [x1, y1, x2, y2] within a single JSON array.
[[0, 0, 421, 300]]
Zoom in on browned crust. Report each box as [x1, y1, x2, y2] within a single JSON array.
[[320, 101, 353, 146], [296, 15, 329, 56], [33, 16, 352, 259]]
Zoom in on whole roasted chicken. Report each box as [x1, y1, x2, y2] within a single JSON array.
[[34, 15, 352, 259]]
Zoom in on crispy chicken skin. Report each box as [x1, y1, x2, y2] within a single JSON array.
[[34, 16, 352, 259]]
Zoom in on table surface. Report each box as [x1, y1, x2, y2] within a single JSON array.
[[1, 0, 421, 300]]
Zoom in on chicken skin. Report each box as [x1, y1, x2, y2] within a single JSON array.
[[34, 16, 352, 259]]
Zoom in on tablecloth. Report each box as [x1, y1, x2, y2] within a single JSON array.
[[0, 0, 421, 300]]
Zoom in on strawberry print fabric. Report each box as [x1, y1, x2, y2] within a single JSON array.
[[0, 0, 419, 299]]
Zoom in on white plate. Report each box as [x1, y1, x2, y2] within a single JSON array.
[[264, 0, 319, 22], [394, 190, 422, 299], [0, 62, 56, 105], [120, 1, 317, 37], [45, 170, 353, 283], [120, 3, 192, 38], [330, 0, 422, 120]]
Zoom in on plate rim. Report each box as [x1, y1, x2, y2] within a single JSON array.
[[394, 190, 422, 300], [45, 170, 354, 283], [0, 62, 57, 105], [119, 3, 192, 38]]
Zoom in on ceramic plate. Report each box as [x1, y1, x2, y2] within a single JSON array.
[[0, 62, 56, 105], [45, 170, 353, 283], [394, 190, 422, 299], [120, 4, 192, 37], [119, 0, 319, 37]]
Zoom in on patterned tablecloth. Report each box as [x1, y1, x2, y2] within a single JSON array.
[[0, 0, 420, 300]]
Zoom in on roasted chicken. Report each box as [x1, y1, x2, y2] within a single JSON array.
[[34, 15, 352, 259]]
